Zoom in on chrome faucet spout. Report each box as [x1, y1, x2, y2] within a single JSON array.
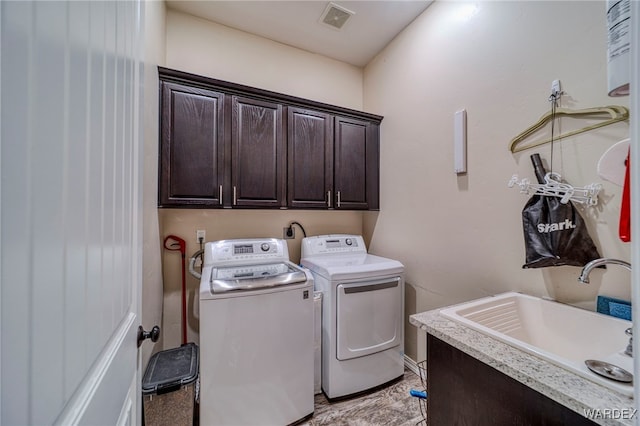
[[578, 258, 633, 358], [577, 258, 631, 284]]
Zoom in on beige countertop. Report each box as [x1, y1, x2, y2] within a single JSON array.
[[410, 308, 635, 426]]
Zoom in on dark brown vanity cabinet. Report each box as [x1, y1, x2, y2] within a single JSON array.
[[158, 67, 381, 210], [426, 334, 597, 425], [159, 82, 226, 207]]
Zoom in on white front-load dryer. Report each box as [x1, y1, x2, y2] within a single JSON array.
[[301, 235, 405, 399]]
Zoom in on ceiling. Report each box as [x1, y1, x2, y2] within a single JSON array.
[[165, 1, 433, 67]]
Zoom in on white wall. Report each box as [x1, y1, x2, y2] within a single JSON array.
[[141, 0, 166, 365], [160, 9, 367, 348], [364, 1, 631, 362]]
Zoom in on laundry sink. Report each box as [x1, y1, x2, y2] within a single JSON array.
[[439, 292, 633, 396]]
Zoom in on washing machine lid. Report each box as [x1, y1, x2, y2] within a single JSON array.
[[301, 254, 404, 280], [209, 262, 307, 293]]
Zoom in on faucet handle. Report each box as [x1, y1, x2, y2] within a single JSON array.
[[625, 328, 633, 357]]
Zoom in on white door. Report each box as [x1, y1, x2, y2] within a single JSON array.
[[1, 1, 145, 425], [630, 1, 640, 419], [336, 276, 403, 360]]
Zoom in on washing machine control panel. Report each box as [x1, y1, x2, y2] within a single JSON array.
[[301, 234, 367, 257], [205, 238, 289, 266]]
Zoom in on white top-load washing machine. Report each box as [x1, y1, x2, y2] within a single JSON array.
[[301, 234, 405, 399], [199, 238, 314, 425]]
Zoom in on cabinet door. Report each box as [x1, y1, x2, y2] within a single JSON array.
[[159, 82, 226, 206], [334, 117, 380, 210], [426, 334, 597, 425], [232, 96, 285, 208], [287, 108, 333, 208]]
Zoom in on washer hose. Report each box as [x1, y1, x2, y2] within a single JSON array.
[[189, 249, 204, 280]]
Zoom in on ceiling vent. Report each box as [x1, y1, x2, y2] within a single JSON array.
[[319, 2, 355, 31]]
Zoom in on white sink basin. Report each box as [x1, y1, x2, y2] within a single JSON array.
[[439, 292, 633, 396]]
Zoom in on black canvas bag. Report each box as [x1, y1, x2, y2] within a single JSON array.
[[522, 154, 601, 268]]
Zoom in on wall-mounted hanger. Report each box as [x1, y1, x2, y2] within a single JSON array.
[[508, 172, 602, 206], [509, 105, 629, 153]]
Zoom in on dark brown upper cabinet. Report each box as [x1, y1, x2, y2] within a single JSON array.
[[287, 107, 334, 209], [232, 96, 286, 208], [158, 67, 382, 210], [159, 82, 226, 207], [334, 116, 379, 210], [287, 109, 379, 210]]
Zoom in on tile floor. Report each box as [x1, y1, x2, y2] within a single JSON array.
[[301, 369, 426, 426]]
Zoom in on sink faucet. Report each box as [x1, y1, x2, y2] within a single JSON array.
[[577, 258, 631, 284], [578, 258, 633, 356]]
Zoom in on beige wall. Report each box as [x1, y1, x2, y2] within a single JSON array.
[[141, 0, 166, 364], [160, 9, 368, 348], [166, 9, 364, 110], [364, 1, 631, 362], [160, 209, 363, 348], [158, 3, 631, 362]]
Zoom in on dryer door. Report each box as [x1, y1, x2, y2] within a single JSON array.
[[336, 276, 402, 360]]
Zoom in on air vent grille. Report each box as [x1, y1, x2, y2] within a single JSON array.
[[320, 2, 354, 30]]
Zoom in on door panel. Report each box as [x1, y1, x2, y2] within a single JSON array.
[[336, 277, 402, 360], [287, 107, 333, 208], [334, 117, 371, 209], [232, 96, 285, 207], [160, 83, 226, 206], [58, 314, 138, 425], [1, 1, 143, 424]]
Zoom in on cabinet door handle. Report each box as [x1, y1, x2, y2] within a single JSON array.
[[219, 185, 223, 205], [233, 186, 237, 205], [327, 191, 332, 208], [337, 191, 341, 208]]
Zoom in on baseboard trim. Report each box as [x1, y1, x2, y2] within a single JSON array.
[[404, 354, 420, 376]]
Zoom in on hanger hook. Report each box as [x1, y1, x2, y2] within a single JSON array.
[[548, 91, 564, 105]]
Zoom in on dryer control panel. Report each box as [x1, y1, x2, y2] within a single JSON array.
[[301, 234, 367, 257]]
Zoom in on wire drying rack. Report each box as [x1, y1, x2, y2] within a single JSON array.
[[414, 360, 427, 425]]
